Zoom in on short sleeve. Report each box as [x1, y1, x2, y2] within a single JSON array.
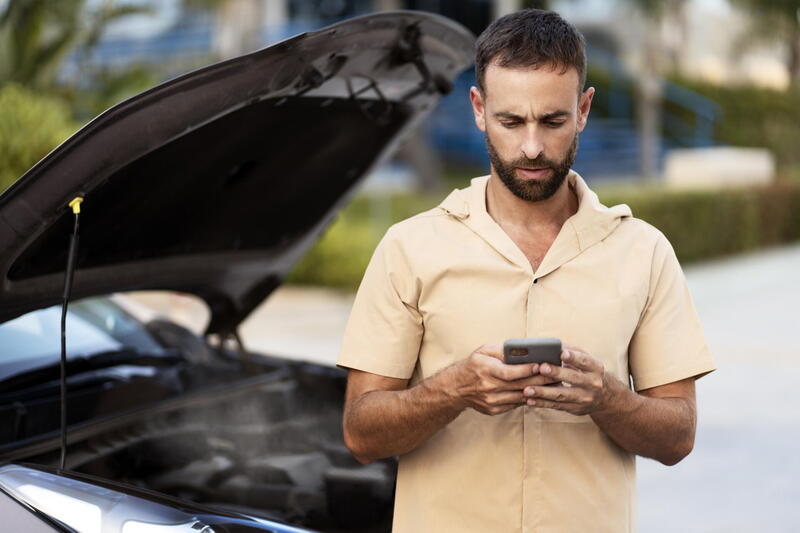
[[628, 234, 716, 391], [336, 227, 423, 379]]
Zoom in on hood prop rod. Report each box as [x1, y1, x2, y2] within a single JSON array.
[[59, 196, 83, 471]]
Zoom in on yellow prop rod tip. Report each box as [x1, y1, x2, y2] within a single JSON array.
[[68, 197, 84, 214]]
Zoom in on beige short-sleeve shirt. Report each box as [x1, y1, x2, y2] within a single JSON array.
[[337, 172, 716, 533]]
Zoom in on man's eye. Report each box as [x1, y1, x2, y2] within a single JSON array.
[[545, 121, 565, 128], [501, 121, 521, 128]]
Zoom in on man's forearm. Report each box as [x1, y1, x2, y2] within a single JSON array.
[[345, 348, 552, 463], [591, 377, 697, 465], [344, 370, 464, 463]]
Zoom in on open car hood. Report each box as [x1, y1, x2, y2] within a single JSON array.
[[0, 11, 474, 333]]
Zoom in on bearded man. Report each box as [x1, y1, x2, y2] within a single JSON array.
[[337, 9, 716, 533]]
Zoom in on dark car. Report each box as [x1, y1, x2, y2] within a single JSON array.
[[0, 11, 473, 532]]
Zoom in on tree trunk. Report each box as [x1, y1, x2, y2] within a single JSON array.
[[637, 74, 662, 182], [788, 23, 800, 90], [637, 19, 663, 182], [494, 0, 521, 20], [397, 126, 444, 192], [213, 0, 266, 60], [374, 0, 402, 10]]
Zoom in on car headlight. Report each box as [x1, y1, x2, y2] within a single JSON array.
[[0, 464, 216, 533]]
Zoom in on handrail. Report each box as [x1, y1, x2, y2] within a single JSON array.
[[586, 46, 720, 147]]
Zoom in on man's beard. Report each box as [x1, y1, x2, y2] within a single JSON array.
[[485, 130, 578, 202]]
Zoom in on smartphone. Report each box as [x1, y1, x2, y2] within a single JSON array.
[[503, 338, 562, 365]]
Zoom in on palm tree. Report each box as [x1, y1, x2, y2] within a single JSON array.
[[731, 0, 800, 90], [618, 0, 688, 181], [0, 0, 151, 90]]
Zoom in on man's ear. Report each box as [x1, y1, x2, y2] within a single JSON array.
[[469, 86, 486, 132], [577, 86, 595, 133]]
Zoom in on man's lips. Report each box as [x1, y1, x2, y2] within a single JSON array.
[[516, 167, 550, 180]]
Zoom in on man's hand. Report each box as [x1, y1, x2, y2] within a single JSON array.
[[521, 344, 698, 466], [522, 347, 616, 416], [446, 344, 559, 415], [343, 343, 559, 463]]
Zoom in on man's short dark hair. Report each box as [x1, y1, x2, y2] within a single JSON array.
[[475, 9, 587, 94]]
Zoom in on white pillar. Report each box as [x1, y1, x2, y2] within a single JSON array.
[[264, 0, 288, 27], [214, 0, 265, 58], [493, 0, 521, 20], [374, 0, 403, 10]]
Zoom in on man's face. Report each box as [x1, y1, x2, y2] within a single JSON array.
[[484, 127, 577, 203], [470, 63, 594, 202]]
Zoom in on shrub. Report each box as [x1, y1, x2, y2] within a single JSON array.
[[287, 193, 442, 289], [0, 83, 78, 192], [673, 80, 800, 169], [287, 216, 377, 289], [600, 187, 761, 263]]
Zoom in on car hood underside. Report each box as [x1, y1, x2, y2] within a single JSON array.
[[0, 12, 474, 333]]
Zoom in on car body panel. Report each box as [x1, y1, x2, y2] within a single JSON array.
[[0, 463, 318, 532]]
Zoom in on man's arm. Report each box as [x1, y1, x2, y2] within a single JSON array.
[[342, 369, 458, 464], [343, 345, 557, 464], [523, 348, 697, 466], [593, 376, 696, 465]]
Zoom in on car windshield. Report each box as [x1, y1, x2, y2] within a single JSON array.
[[0, 296, 165, 382]]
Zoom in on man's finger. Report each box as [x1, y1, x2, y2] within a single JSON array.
[[538, 363, 590, 387], [526, 397, 583, 414], [524, 385, 583, 404], [484, 391, 526, 406], [475, 343, 504, 361], [473, 353, 536, 381], [490, 359, 538, 381], [562, 343, 585, 353], [503, 373, 559, 391], [561, 349, 602, 372]]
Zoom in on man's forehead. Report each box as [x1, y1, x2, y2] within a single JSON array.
[[482, 63, 580, 113]]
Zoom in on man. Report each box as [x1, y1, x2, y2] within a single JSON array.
[[337, 9, 715, 533]]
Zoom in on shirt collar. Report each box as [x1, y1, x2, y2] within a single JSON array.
[[437, 171, 632, 277]]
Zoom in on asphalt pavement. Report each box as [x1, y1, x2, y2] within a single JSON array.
[[131, 242, 800, 531]]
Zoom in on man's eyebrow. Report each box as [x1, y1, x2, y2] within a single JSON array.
[[493, 110, 571, 121], [539, 110, 570, 120], [494, 112, 524, 121]]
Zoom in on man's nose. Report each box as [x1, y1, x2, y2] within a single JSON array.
[[520, 126, 544, 161]]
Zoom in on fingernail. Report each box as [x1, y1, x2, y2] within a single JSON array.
[[527, 399, 535, 406], [562, 351, 571, 361], [525, 387, 534, 396], [532, 363, 539, 374], [541, 363, 550, 374]]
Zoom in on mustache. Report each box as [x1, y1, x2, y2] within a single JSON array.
[[509, 154, 558, 169]]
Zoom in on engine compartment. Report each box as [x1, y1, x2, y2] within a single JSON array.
[[24, 360, 396, 532]]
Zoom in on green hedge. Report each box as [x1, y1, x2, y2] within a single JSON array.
[[0, 83, 78, 191], [286, 193, 441, 288], [289, 183, 800, 289], [670, 79, 800, 169], [601, 184, 800, 263]]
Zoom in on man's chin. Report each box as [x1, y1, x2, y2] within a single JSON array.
[[497, 169, 568, 203]]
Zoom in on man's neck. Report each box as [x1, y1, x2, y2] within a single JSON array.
[[485, 172, 579, 233]]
